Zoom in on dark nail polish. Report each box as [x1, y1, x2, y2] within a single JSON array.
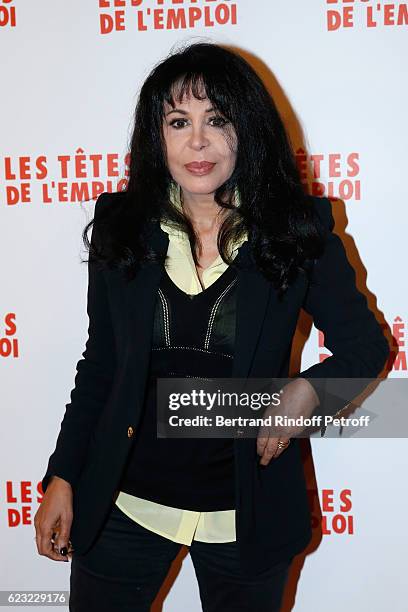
[[60, 547, 68, 556]]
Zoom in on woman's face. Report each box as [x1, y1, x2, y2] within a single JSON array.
[[162, 89, 237, 203]]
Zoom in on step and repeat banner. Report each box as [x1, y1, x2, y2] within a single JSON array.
[[1, 2, 406, 610]]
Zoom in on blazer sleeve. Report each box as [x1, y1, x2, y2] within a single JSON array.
[[41, 192, 116, 493], [297, 196, 390, 420]]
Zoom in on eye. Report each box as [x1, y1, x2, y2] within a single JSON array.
[[169, 118, 188, 129], [168, 116, 229, 130], [209, 115, 229, 127]]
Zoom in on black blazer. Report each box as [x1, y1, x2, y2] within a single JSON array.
[[41, 192, 389, 577]]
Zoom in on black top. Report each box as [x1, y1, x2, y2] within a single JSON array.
[[118, 262, 238, 511]]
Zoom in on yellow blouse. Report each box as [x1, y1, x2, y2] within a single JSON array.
[[115, 185, 248, 545]]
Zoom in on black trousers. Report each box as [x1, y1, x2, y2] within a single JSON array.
[[70, 502, 292, 611]]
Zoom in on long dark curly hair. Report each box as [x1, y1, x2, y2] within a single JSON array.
[[84, 41, 326, 298]]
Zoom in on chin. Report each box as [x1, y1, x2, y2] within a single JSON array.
[[182, 177, 224, 194]]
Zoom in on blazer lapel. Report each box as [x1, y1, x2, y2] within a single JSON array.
[[122, 221, 168, 416], [230, 242, 272, 378]]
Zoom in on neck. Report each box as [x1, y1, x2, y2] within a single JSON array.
[[181, 191, 229, 235]]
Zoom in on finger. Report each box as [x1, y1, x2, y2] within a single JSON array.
[[55, 517, 73, 561], [272, 438, 291, 460], [49, 526, 60, 543], [257, 435, 269, 456], [37, 526, 69, 562], [278, 437, 291, 448], [58, 513, 73, 559], [259, 438, 279, 465], [37, 519, 71, 562], [54, 536, 74, 559], [67, 541, 75, 557], [257, 425, 273, 456]]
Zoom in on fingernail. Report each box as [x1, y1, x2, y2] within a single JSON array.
[[60, 547, 68, 556]]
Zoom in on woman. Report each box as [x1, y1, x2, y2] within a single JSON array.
[[35, 42, 389, 611]]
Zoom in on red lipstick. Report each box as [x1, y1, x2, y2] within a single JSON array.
[[184, 161, 216, 175]]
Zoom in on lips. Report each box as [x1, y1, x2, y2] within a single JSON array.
[[184, 161, 216, 175]]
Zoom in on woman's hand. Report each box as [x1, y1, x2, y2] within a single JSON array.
[[34, 476, 74, 562], [256, 378, 320, 466]]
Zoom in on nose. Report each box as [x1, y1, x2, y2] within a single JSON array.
[[188, 123, 210, 151]]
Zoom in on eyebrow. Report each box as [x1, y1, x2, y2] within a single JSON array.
[[165, 107, 215, 116]]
